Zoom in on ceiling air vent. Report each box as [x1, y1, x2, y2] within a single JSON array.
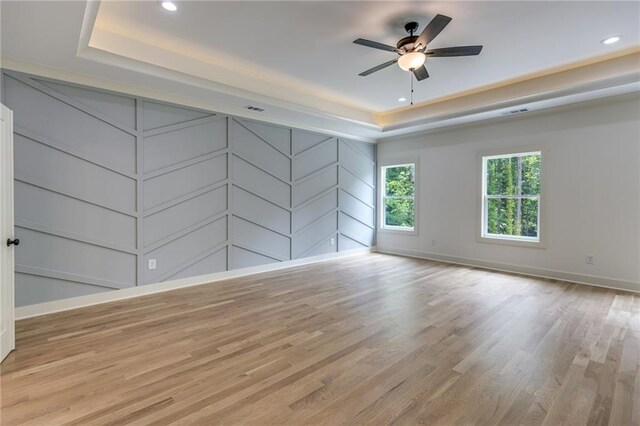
[[245, 105, 265, 112], [502, 108, 529, 116]]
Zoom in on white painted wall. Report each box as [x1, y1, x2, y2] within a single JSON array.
[[376, 95, 640, 292]]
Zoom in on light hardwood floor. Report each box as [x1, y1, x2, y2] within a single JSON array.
[[1, 253, 638, 425]]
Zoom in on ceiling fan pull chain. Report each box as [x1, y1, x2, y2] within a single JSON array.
[[410, 72, 414, 105]]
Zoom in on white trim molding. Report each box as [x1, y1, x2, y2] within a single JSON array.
[[15, 247, 372, 320], [375, 246, 640, 294]]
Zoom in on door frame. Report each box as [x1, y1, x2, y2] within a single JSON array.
[[1, 103, 15, 363]]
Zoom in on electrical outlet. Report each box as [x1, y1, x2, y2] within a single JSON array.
[[585, 255, 595, 265], [330, 237, 335, 246], [148, 259, 157, 270], [431, 239, 437, 247]]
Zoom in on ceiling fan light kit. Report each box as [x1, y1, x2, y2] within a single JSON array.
[[398, 52, 426, 71]]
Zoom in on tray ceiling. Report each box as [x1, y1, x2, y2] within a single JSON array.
[[94, 1, 639, 111], [1, 1, 639, 140]]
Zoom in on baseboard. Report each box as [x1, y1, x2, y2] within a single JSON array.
[[375, 246, 639, 294], [15, 247, 371, 320]]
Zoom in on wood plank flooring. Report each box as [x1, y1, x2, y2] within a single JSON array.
[[1, 253, 638, 425]]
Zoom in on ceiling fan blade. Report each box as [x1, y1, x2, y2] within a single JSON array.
[[413, 65, 429, 81], [426, 45, 483, 57], [358, 59, 398, 76], [353, 38, 397, 52], [416, 14, 452, 48]]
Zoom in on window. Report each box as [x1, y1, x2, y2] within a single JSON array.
[[381, 163, 416, 232], [480, 150, 543, 245]]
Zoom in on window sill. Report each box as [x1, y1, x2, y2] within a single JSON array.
[[477, 235, 546, 248], [379, 227, 418, 236]]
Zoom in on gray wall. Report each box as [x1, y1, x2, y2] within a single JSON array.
[[1, 71, 376, 307]]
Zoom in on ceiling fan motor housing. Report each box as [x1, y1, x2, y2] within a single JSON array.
[[397, 36, 419, 51], [398, 21, 421, 52]]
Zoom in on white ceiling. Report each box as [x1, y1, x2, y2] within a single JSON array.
[[94, 0, 640, 111], [0, 1, 638, 141]]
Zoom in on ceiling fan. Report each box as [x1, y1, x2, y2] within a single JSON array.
[[354, 14, 483, 81]]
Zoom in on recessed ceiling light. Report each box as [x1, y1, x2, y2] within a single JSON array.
[[161, 1, 177, 12], [601, 35, 621, 45], [397, 97, 407, 102]]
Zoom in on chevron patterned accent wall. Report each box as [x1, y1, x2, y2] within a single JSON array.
[[1, 71, 376, 307]]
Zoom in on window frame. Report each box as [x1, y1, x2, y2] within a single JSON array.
[[378, 159, 419, 236], [477, 146, 547, 248]]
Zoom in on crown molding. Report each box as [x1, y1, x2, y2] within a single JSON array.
[[382, 46, 640, 118], [378, 83, 640, 141], [380, 50, 640, 127]]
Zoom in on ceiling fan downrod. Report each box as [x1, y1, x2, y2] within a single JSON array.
[[405, 21, 419, 38]]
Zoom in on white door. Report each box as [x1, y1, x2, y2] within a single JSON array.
[[0, 103, 15, 363]]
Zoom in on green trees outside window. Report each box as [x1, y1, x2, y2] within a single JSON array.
[[483, 152, 541, 240], [382, 164, 415, 230]]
